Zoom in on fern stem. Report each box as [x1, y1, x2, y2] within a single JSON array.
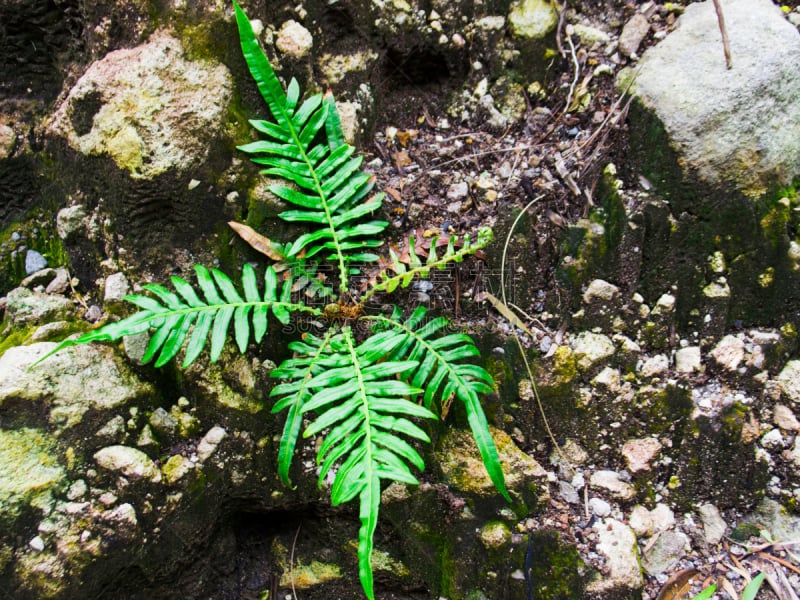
[[141, 301, 322, 321]]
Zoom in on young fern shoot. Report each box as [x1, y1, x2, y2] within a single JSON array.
[[37, 3, 509, 598]]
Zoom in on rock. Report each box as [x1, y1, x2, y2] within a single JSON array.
[[558, 481, 580, 504], [507, 0, 558, 40], [589, 470, 635, 500], [773, 404, 800, 431], [571, 24, 610, 46], [629, 505, 653, 537], [447, 181, 469, 201], [29, 321, 72, 343], [748, 498, 800, 542], [275, 20, 313, 58], [93, 446, 161, 482], [624, 0, 800, 195], [621, 437, 662, 474], [640, 354, 669, 378], [56, 205, 87, 240], [652, 293, 676, 316], [710, 335, 745, 371], [24, 249, 47, 275], [21, 268, 56, 289], [96, 415, 126, 442], [587, 519, 643, 594], [777, 361, 800, 404], [438, 426, 547, 498], [4, 288, 73, 325], [675, 346, 702, 373], [0, 428, 66, 525], [0, 343, 155, 429], [0, 123, 16, 158], [149, 407, 178, 436], [619, 13, 650, 58], [760, 428, 785, 450], [592, 367, 621, 392], [582, 279, 619, 304], [196, 426, 227, 463], [589, 497, 611, 517], [103, 272, 130, 303], [650, 504, 676, 532], [47, 31, 233, 178], [642, 531, 687, 575], [45, 268, 71, 295], [478, 521, 511, 549], [559, 439, 589, 465], [103, 502, 138, 532], [161, 455, 194, 484], [571, 332, 615, 372], [697, 503, 727, 545]]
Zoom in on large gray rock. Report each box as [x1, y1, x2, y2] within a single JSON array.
[[0, 343, 156, 429], [625, 0, 800, 196], [47, 31, 233, 179]]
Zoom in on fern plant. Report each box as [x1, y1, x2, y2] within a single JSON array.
[[38, 3, 508, 597]]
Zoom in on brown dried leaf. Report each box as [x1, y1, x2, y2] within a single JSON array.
[[228, 221, 285, 261], [654, 568, 699, 600]]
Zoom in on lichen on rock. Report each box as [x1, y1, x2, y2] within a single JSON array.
[[47, 31, 233, 179]]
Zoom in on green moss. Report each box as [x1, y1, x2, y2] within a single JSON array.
[[0, 211, 69, 295], [0, 324, 36, 359], [524, 530, 592, 599], [0, 428, 67, 530]]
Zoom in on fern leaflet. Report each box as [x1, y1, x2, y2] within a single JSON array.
[[35, 264, 320, 368], [362, 306, 510, 502], [233, 1, 388, 292], [362, 227, 493, 301], [270, 326, 436, 598]]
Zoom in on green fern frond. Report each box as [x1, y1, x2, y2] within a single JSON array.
[[362, 226, 494, 301], [362, 306, 510, 502], [270, 326, 436, 599], [233, 1, 388, 292], [35, 264, 321, 368]]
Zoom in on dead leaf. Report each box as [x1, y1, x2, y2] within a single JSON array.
[[385, 187, 402, 202], [228, 221, 285, 261], [396, 129, 418, 147], [393, 150, 412, 168], [654, 568, 699, 600]]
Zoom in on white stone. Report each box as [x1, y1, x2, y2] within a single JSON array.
[[710, 335, 745, 371], [590, 470, 635, 500], [629, 505, 653, 537], [760, 428, 785, 450], [697, 503, 727, 545], [29, 536, 45, 552], [572, 332, 615, 372], [773, 404, 800, 431], [583, 279, 620, 304], [650, 503, 675, 532], [621, 437, 662, 474], [589, 497, 612, 517], [275, 20, 313, 58], [624, 0, 800, 195], [94, 446, 161, 482], [587, 519, 643, 594], [103, 272, 130, 303], [508, 0, 558, 40], [196, 426, 227, 463], [640, 354, 669, 378], [777, 361, 800, 404], [675, 346, 702, 373]]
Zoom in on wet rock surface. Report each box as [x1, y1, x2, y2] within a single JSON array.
[[0, 0, 799, 598]]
